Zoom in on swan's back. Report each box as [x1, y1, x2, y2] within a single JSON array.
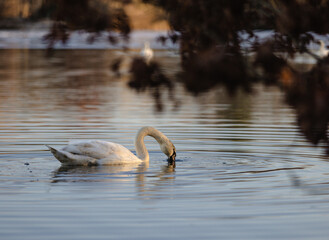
[[48, 140, 141, 166], [64, 140, 125, 159]]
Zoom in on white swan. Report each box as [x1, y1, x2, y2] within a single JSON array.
[[46, 126, 176, 166], [317, 40, 329, 58], [140, 42, 154, 63]]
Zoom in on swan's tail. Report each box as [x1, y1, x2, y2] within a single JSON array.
[[46, 145, 98, 166], [46, 145, 71, 164]]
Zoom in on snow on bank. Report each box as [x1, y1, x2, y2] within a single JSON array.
[[0, 28, 327, 63], [0, 29, 179, 50]]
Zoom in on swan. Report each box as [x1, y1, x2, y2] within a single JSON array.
[[46, 126, 176, 166], [316, 40, 329, 58], [140, 41, 154, 63]]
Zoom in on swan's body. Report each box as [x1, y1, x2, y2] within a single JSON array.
[[140, 42, 154, 63], [47, 126, 176, 166], [317, 40, 329, 58]]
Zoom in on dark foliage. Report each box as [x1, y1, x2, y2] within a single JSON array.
[[254, 46, 329, 151], [181, 46, 254, 95], [41, 0, 131, 48], [128, 58, 173, 111], [281, 60, 329, 148]]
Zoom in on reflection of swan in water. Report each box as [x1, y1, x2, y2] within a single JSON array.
[[47, 126, 176, 166], [52, 161, 149, 183], [316, 40, 329, 58], [140, 42, 154, 63], [52, 161, 176, 201], [52, 161, 176, 199]]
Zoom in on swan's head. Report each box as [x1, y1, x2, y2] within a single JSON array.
[[160, 139, 176, 164]]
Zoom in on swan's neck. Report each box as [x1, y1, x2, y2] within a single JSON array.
[[135, 127, 168, 161]]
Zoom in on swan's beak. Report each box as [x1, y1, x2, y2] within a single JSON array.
[[168, 151, 176, 165]]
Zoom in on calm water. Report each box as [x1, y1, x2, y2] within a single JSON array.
[[1, 49, 329, 240]]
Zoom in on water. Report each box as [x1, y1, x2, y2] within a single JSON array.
[[1, 48, 329, 240]]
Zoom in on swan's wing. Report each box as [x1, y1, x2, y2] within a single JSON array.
[[63, 140, 133, 160]]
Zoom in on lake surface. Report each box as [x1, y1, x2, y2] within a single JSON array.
[[1, 48, 329, 240]]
